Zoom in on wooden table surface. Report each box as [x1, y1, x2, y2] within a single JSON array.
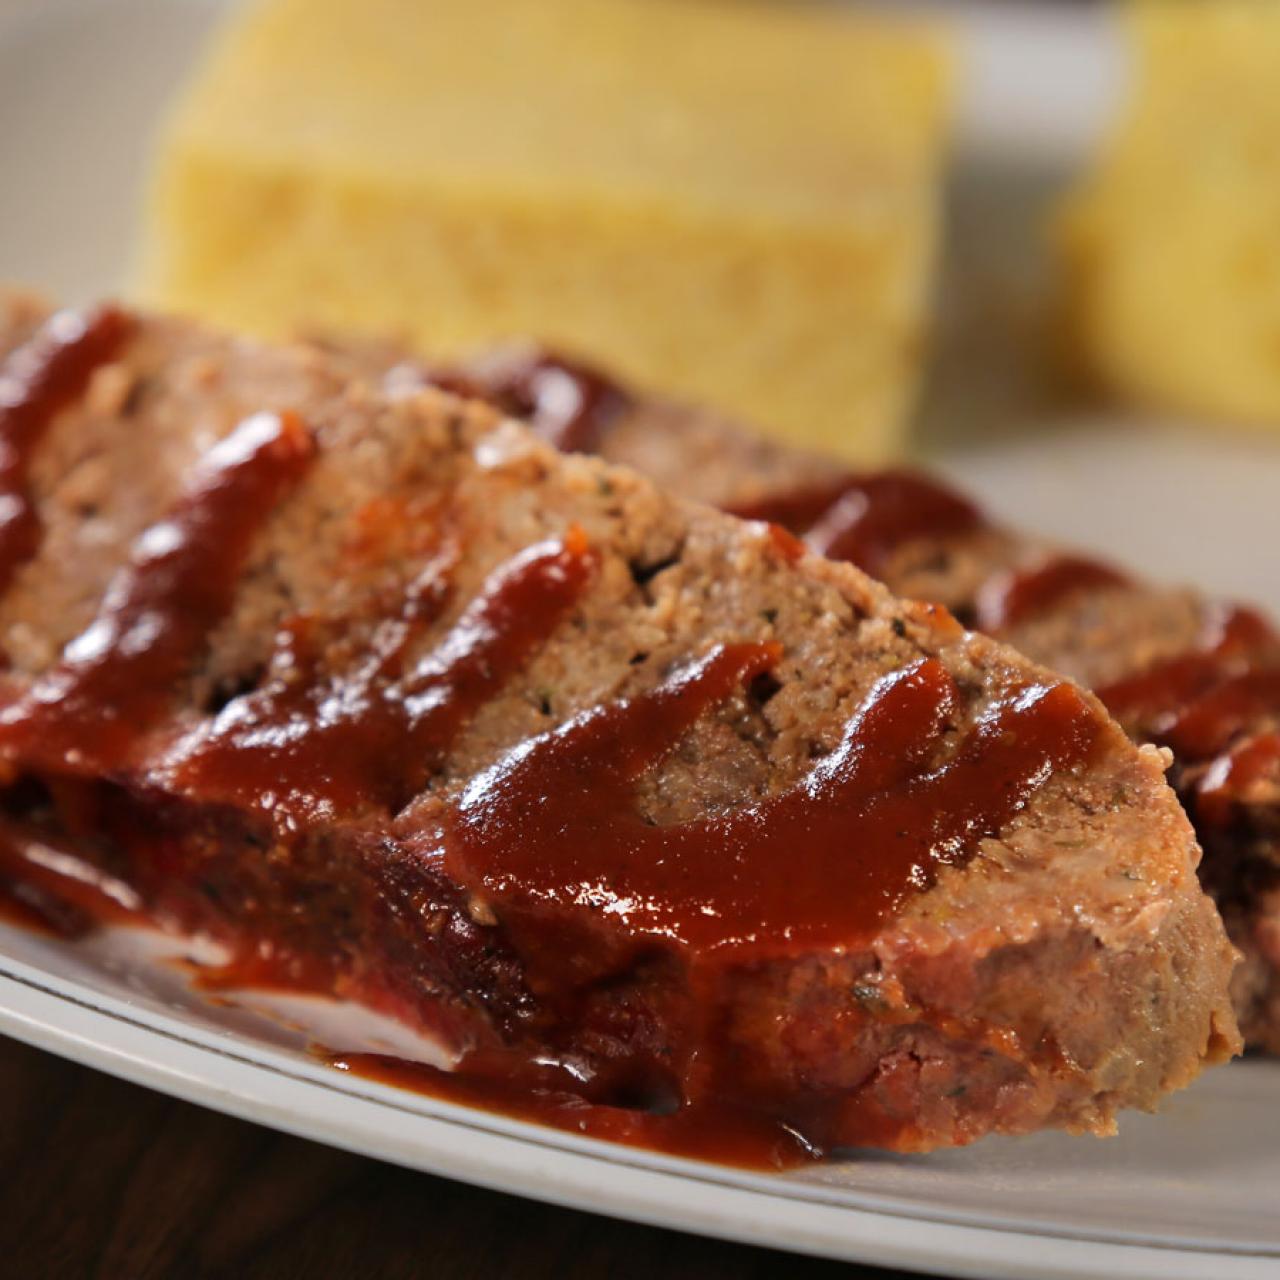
[[2, 1034, 917, 1280]]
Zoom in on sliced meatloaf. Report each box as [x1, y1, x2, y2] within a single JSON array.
[[357, 339, 1280, 1053], [0, 293, 1238, 1160]]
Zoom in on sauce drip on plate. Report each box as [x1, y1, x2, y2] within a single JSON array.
[[332, 1052, 827, 1170]]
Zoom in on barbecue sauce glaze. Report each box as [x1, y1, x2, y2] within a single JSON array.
[[0, 309, 1122, 1167], [1095, 605, 1280, 823], [465, 350, 1278, 852], [0, 409, 314, 772], [162, 533, 596, 827], [398, 348, 632, 455], [0, 305, 132, 593], [0, 312, 1262, 1166], [448, 648, 1101, 960], [730, 471, 984, 577], [714, 453, 1279, 832]]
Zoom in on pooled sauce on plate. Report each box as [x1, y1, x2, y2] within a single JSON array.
[[331, 1051, 827, 1170]]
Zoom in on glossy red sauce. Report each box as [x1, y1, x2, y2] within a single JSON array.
[[1097, 606, 1275, 723], [333, 1052, 825, 1170], [726, 477, 857, 533], [0, 885, 64, 935], [1159, 670, 1280, 760], [0, 818, 111, 937], [1092, 605, 1280, 826], [729, 471, 984, 577], [406, 350, 633, 455], [0, 411, 314, 773], [1196, 732, 1280, 827], [163, 533, 595, 826], [2, 324, 1269, 1162], [448, 646, 1103, 963], [762, 520, 806, 565], [0, 817, 143, 929], [0, 305, 132, 593], [486, 352, 633, 454], [976, 555, 1131, 631]]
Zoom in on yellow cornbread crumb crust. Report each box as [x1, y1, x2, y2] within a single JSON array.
[[1058, 0, 1280, 431], [138, 0, 952, 462]]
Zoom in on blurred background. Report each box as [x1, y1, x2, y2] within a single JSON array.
[[0, 0, 1275, 607], [0, 6, 1278, 1278]]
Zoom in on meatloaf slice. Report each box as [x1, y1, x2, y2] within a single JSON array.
[[0, 293, 1238, 1160], [620, 408, 1280, 1055], [360, 340, 1280, 1053]]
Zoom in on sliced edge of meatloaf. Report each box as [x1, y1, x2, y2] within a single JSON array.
[[0, 292, 1240, 1156]]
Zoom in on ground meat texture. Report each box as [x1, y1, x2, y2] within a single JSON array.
[[369, 339, 1279, 1054], [605, 396, 1280, 1055], [0, 294, 1239, 1159]]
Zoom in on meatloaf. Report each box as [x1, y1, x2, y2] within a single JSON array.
[[0, 292, 1238, 1160], [359, 338, 1280, 1054]]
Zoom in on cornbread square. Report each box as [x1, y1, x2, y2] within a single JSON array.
[[138, 0, 952, 462], [1058, 1, 1280, 430]]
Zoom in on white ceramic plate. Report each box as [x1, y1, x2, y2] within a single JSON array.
[[0, 3, 1278, 1278]]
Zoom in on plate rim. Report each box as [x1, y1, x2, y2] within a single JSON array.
[[0, 3, 1277, 1277], [0, 947, 1275, 1280]]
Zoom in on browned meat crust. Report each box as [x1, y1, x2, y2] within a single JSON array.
[[0, 295, 1238, 1158], [375, 340, 1280, 1053]]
